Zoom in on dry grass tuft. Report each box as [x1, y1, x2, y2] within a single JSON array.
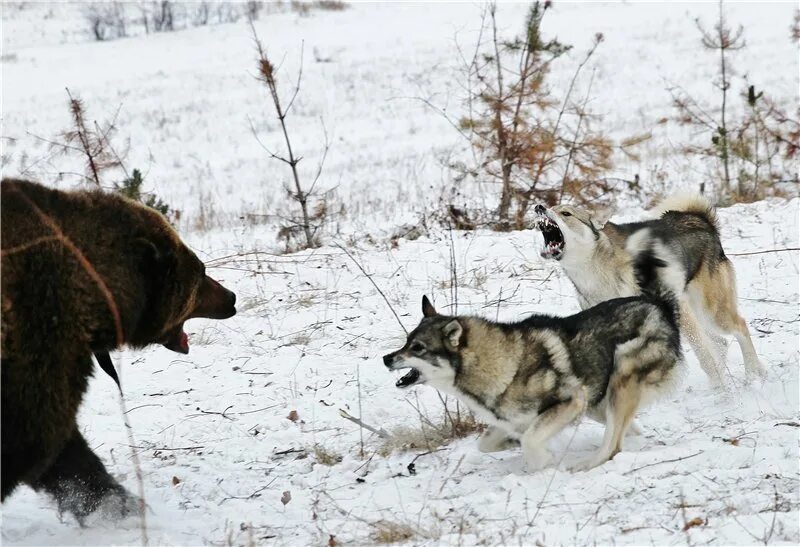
[[370, 520, 417, 544], [312, 444, 342, 466], [379, 410, 484, 457]]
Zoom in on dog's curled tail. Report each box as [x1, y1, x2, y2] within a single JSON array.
[[650, 192, 718, 231], [625, 230, 683, 322]]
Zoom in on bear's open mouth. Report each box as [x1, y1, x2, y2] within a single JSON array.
[[534, 213, 565, 260], [395, 368, 422, 388], [161, 324, 189, 354]]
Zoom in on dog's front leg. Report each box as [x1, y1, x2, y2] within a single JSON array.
[[521, 386, 587, 472]]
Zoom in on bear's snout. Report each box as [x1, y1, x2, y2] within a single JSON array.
[[192, 276, 237, 320]]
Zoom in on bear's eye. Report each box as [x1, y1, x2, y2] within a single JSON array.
[[409, 342, 426, 354], [561, 211, 572, 217]]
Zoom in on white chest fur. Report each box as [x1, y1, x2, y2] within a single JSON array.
[[561, 256, 637, 308]]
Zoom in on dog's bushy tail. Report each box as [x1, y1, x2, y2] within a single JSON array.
[[650, 192, 718, 231], [625, 230, 683, 323]]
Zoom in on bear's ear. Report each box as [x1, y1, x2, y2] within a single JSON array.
[[134, 237, 175, 277]]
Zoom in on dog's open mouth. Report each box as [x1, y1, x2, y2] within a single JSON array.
[[395, 368, 422, 388], [535, 214, 565, 260]]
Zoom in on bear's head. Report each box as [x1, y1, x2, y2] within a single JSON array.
[[120, 202, 236, 354]]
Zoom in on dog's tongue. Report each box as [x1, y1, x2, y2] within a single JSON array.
[[163, 328, 190, 354], [395, 368, 421, 388]]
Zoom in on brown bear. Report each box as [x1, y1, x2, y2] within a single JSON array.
[[1, 178, 237, 521]]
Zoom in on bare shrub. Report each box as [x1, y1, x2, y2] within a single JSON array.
[[63, 89, 123, 185], [313, 1, 349, 11], [216, 2, 241, 24], [88, 0, 295, 41], [85, 7, 108, 41], [192, 1, 211, 26], [671, 0, 799, 201], [151, 0, 175, 32], [245, 1, 263, 21], [250, 24, 330, 252], [449, 2, 642, 230], [793, 9, 800, 42], [84, 2, 128, 41], [139, 2, 151, 33], [43, 91, 176, 220], [290, 1, 311, 16], [194, 189, 219, 231], [730, 86, 799, 197], [290, 1, 348, 16]]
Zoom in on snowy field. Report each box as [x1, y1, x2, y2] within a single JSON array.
[[2, 2, 799, 546]]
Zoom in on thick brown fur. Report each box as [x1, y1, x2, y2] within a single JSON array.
[[1, 178, 236, 521]]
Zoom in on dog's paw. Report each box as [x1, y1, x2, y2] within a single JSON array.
[[570, 454, 610, 473], [478, 428, 518, 453], [626, 420, 644, 437], [477, 433, 503, 453], [523, 448, 552, 472], [745, 360, 767, 381]]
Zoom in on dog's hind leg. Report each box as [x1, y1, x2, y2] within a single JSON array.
[[573, 374, 642, 472], [573, 332, 681, 472], [679, 300, 725, 386], [626, 420, 644, 436], [722, 314, 764, 378], [586, 405, 643, 436], [691, 261, 765, 378], [521, 386, 587, 471]]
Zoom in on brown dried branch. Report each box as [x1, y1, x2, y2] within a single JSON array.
[[250, 21, 324, 250], [64, 88, 123, 186]]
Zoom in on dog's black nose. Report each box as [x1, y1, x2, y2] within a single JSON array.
[[383, 354, 393, 367], [534, 204, 547, 215]]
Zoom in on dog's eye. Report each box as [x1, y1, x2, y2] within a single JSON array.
[[561, 211, 572, 217], [409, 342, 426, 354]]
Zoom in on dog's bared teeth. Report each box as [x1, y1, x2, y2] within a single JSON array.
[[395, 368, 421, 388]]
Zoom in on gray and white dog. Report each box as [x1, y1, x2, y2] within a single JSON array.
[[383, 251, 683, 471], [533, 193, 764, 385]]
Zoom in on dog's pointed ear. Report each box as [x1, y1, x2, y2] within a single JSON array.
[[442, 319, 463, 348], [422, 295, 437, 317], [590, 208, 612, 230]]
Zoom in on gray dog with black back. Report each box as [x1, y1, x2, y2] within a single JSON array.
[[383, 249, 684, 471]]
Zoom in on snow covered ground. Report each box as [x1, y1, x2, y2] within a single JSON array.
[[2, 2, 798, 546]]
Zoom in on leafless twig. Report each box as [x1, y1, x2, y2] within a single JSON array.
[[623, 451, 704, 476], [339, 409, 391, 439], [335, 243, 407, 334], [728, 247, 799, 257]]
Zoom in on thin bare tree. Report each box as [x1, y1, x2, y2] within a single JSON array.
[[249, 21, 329, 250]]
